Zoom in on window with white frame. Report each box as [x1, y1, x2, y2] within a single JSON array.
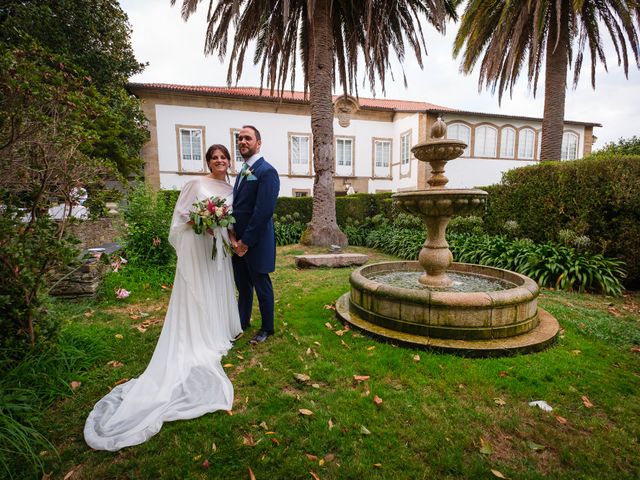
[[289, 133, 311, 174], [500, 127, 516, 158], [518, 128, 536, 160], [447, 123, 471, 156], [400, 131, 411, 176], [230, 129, 243, 170], [561, 132, 579, 160], [335, 137, 354, 176], [374, 140, 391, 168], [179, 127, 204, 172], [474, 125, 497, 157]]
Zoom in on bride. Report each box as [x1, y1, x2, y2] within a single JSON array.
[[84, 144, 242, 451]]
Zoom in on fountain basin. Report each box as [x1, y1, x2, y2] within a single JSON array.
[[393, 189, 488, 217], [336, 261, 559, 355], [347, 261, 539, 340]]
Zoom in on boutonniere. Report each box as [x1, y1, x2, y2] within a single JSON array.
[[241, 167, 257, 181]]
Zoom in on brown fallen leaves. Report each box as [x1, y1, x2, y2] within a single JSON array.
[[581, 395, 594, 408], [106, 360, 124, 368], [373, 395, 383, 406], [299, 408, 314, 416]]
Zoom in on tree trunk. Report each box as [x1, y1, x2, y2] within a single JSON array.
[[540, 4, 570, 162], [301, 0, 348, 247]]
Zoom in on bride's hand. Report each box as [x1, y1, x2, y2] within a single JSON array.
[[206, 228, 215, 236]]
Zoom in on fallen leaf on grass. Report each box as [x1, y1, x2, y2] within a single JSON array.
[[334, 329, 347, 336], [136, 325, 148, 333], [63, 466, 81, 480], [299, 408, 314, 416], [318, 459, 325, 467], [328, 418, 334, 430], [310, 472, 320, 480], [201, 459, 209, 469], [413, 354, 421, 362], [113, 378, 129, 387], [271, 438, 280, 446], [226, 410, 233, 415], [491, 469, 507, 479], [305, 453, 318, 461], [323, 304, 336, 310], [353, 375, 370, 382], [324, 453, 335, 462], [114, 333, 123, 340], [324, 322, 334, 330], [479, 437, 492, 455], [373, 395, 383, 405], [494, 398, 506, 406], [581, 395, 594, 408], [367, 346, 376, 351], [526, 440, 545, 452], [295, 373, 311, 382], [106, 360, 123, 368], [631, 346, 640, 353], [161, 284, 172, 290], [223, 363, 234, 368], [212, 442, 217, 452], [83, 310, 93, 318], [248, 467, 256, 480], [373, 463, 382, 468], [311, 383, 320, 389], [360, 425, 371, 435], [499, 371, 509, 377], [608, 306, 622, 317], [259, 421, 269, 430], [243, 434, 257, 447], [340, 339, 350, 349], [69, 381, 81, 391], [554, 414, 568, 425]]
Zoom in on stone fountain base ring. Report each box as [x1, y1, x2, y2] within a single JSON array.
[[335, 292, 559, 357]]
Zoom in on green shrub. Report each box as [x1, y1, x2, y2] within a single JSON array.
[[273, 212, 306, 246], [360, 224, 625, 295], [483, 156, 640, 288], [121, 184, 176, 267], [447, 215, 484, 235]]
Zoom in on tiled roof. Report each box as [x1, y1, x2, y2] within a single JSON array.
[[127, 83, 453, 113], [127, 83, 600, 126]]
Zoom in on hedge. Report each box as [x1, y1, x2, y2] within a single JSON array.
[[482, 155, 640, 288]]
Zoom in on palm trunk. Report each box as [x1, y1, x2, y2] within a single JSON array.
[[301, 0, 348, 247], [540, 4, 570, 161]]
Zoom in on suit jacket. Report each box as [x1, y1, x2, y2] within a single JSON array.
[[232, 157, 280, 273]]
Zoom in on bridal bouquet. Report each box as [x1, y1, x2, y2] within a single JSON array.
[[189, 196, 236, 259]]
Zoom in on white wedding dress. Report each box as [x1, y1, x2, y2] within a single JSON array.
[[84, 177, 242, 451]]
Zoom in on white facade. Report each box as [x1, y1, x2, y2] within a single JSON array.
[[131, 84, 598, 194]]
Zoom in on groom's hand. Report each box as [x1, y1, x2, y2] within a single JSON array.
[[235, 239, 249, 257]]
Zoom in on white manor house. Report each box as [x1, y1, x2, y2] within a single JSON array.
[[128, 83, 599, 196]]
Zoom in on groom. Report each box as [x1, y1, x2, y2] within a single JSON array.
[[232, 125, 280, 344]]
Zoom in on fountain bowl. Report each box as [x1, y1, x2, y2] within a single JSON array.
[[336, 261, 559, 356]]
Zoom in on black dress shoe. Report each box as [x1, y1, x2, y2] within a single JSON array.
[[249, 330, 271, 344]]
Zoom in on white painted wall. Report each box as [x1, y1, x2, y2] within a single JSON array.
[[154, 103, 589, 193]]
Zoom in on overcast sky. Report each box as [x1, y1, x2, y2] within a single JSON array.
[[119, 0, 640, 148]]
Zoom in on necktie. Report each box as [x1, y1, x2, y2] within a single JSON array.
[[235, 162, 249, 191]]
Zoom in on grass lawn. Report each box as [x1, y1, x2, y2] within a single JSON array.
[[34, 245, 640, 480]]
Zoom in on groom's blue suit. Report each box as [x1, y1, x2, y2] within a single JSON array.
[[232, 157, 280, 334]]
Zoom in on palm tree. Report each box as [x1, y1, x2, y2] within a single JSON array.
[[454, 0, 640, 161], [171, 0, 456, 246]]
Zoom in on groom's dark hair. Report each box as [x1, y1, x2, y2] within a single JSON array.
[[242, 125, 261, 141]]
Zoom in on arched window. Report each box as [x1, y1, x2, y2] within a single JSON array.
[[500, 127, 516, 158], [447, 123, 471, 156], [474, 125, 497, 157], [518, 128, 536, 160], [561, 132, 579, 160]]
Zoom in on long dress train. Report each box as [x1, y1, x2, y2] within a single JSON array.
[[84, 177, 242, 451]]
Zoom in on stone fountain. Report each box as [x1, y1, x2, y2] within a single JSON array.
[[335, 119, 559, 355]]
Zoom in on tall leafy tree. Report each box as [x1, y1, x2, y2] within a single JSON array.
[[172, 0, 457, 246], [454, 0, 640, 161], [0, 0, 148, 176]]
